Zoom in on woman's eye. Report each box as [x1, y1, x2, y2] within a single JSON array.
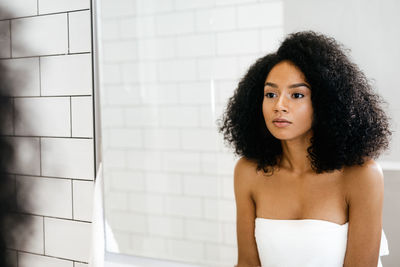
[[292, 93, 304, 99], [265, 93, 276, 98]]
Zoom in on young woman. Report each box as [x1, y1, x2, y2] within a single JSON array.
[[218, 31, 391, 267]]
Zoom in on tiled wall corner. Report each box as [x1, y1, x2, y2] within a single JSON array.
[[1, 0, 95, 265]]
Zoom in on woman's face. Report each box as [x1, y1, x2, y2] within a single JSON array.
[[262, 60, 314, 141]]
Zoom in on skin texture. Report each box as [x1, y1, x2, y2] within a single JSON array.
[[234, 60, 384, 267], [262, 60, 314, 174]]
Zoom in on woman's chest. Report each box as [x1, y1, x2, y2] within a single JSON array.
[[252, 171, 349, 224]]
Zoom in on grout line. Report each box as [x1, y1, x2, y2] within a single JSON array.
[[71, 180, 74, 219], [39, 137, 42, 176], [67, 12, 70, 54], [0, 51, 91, 60], [70, 97, 73, 137], [0, 8, 91, 22], [1, 173, 95, 182], [0, 134, 93, 139], [38, 57, 42, 96], [12, 97, 15, 135], [90, 0, 98, 180], [43, 215, 46, 255], [10, 94, 92, 98], [9, 20, 12, 58], [14, 250, 81, 264]]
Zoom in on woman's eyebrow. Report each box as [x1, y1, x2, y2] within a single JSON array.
[[264, 82, 311, 89]]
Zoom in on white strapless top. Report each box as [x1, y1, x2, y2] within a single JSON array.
[[255, 218, 389, 267]]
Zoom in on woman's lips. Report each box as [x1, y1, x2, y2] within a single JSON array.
[[272, 121, 292, 127]]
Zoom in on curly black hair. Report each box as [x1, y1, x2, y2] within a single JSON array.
[[217, 30, 392, 175]]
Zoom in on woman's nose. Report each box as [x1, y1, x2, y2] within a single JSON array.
[[274, 94, 288, 112]]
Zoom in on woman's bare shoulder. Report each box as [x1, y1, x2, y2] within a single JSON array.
[[235, 157, 259, 178], [342, 158, 384, 201]]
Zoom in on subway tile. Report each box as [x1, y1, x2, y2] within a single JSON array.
[[216, 0, 256, 5], [71, 96, 93, 137], [0, 0, 37, 20], [183, 174, 219, 197], [175, 0, 215, 10], [107, 211, 147, 233], [166, 239, 204, 262], [11, 14, 68, 57], [139, 83, 180, 105], [148, 215, 184, 238], [158, 106, 199, 127], [199, 103, 225, 128], [184, 219, 223, 242], [161, 151, 201, 173], [4, 214, 43, 254], [75, 263, 88, 267], [136, 0, 174, 15], [101, 107, 124, 128], [16, 175, 72, 218], [109, 170, 145, 192], [237, 2, 283, 29], [137, 37, 176, 60], [176, 34, 215, 58], [145, 172, 181, 194], [197, 57, 239, 80], [101, 64, 121, 84], [0, 57, 40, 96], [125, 106, 160, 127], [143, 128, 180, 150], [155, 12, 194, 36], [102, 40, 137, 62], [195, 6, 235, 32], [120, 16, 155, 39], [5, 249, 17, 267], [101, 19, 120, 41], [103, 149, 126, 169], [38, 0, 90, 14], [126, 150, 162, 172], [222, 222, 236, 245], [216, 30, 259, 55], [181, 128, 220, 151], [106, 191, 128, 211], [41, 138, 94, 180], [0, 97, 13, 135], [100, 0, 136, 18], [158, 59, 197, 82], [69, 10, 91, 53], [129, 193, 164, 214], [165, 195, 202, 218], [260, 27, 284, 54], [0, 20, 11, 58], [178, 81, 214, 104], [200, 152, 236, 176], [41, 54, 92, 96], [73, 180, 94, 221], [204, 198, 235, 222], [0, 175, 16, 212], [130, 235, 166, 257], [18, 252, 73, 267], [14, 97, 70, 137], [5, 136, 40, 176], [121, 61, 157, 83], [104, 84, 141, 106], [44, 218, 91, 262], [108, 128, 142, 149]]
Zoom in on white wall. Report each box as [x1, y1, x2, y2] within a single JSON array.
[[0, 0, 94, 266], [99, 0, 284, 266]]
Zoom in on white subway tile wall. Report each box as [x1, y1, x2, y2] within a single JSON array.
[[100, 0, 283, 266], [0, 1, 93, 266]]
